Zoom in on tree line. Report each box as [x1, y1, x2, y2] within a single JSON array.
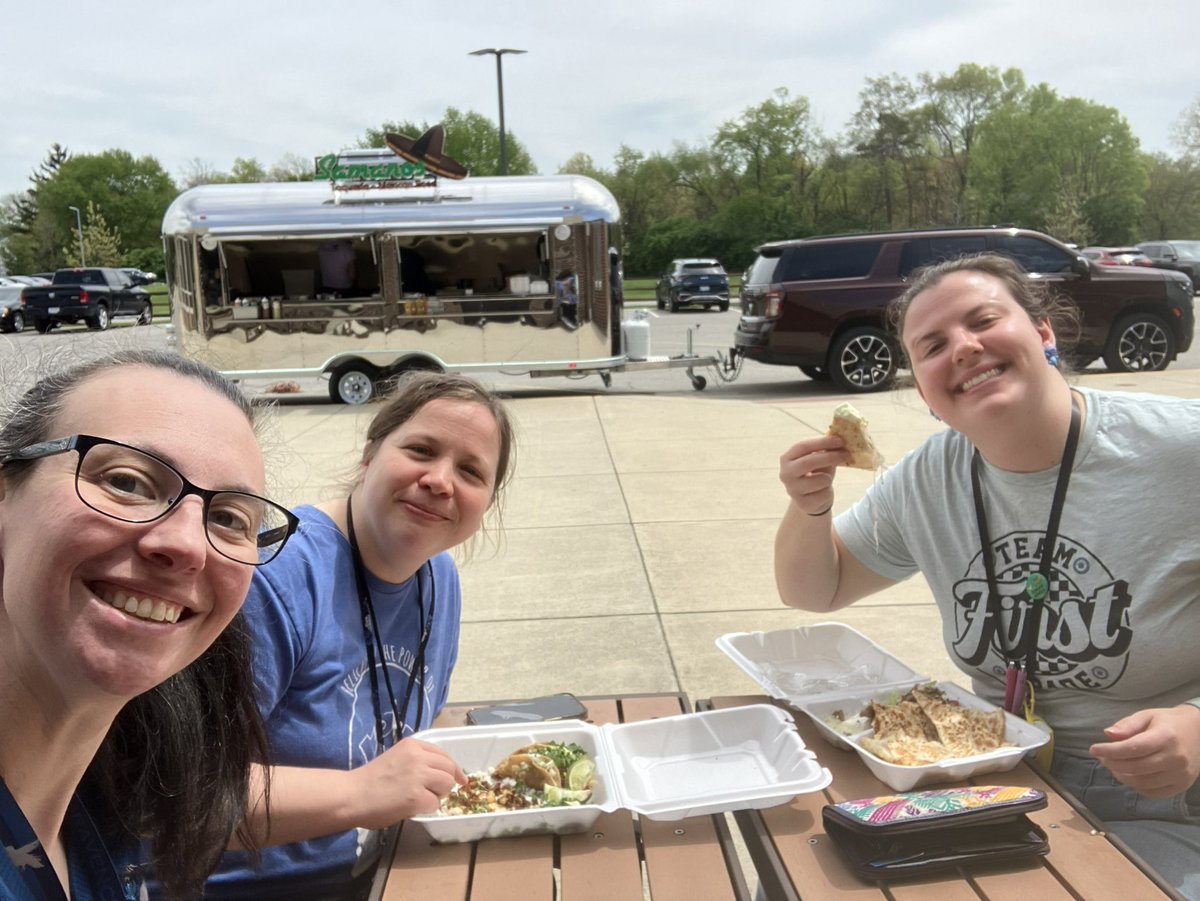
[[2, 64, 1199, 279]]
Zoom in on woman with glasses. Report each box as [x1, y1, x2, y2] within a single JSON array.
[[205, 371, 516, 901], [0, 349, 298, 901]]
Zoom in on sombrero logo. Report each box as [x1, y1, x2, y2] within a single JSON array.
[[950, 531, 1132, 691], [314, 123, 468, 189]]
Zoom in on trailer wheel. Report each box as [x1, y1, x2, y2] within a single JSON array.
[[690, 373, 708, 391], [329, 364, 376, 405]]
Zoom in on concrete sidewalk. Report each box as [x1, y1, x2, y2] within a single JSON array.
[[263, 366, 1200, 709]]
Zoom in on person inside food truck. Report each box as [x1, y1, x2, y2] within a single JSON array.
[[318, 240, 357, 297]]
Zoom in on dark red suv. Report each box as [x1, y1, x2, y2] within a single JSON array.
[[735, 227, 1196, 392]]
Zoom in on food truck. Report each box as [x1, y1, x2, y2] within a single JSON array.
[[162, 146, 721, 402]]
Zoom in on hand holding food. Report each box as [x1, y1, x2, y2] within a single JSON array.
[[353, 737, 468, 827], [826, 403, 884, 471], [1090, 705, 1200, 799], [440, 741, 598, 815]]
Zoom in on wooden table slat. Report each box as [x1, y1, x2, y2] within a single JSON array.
[[470, 835, 556, 901], [378, 822, 472, 901], [556, 698, 644, 901]]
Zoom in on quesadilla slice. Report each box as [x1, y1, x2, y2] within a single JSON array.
[[827, 402, 884, 470]]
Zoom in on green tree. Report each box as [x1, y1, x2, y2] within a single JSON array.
[[848, 74, 925, 228], [230, 157, 269, 182], [1173, 95, 1200, 157], [919, 63, 1025, 221], [1140, 153, 1200, 239], [713, 88, 819, 196], [36, 151, 177, 267], [972, 86, 1147, 242], [0, 144, 71, 273], [64, 200, 122, 267], [358, 107, 536, 176]]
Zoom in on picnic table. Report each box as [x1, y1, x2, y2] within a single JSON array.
[[704, 695, 1185, 901], [368, 693, 751, 901]]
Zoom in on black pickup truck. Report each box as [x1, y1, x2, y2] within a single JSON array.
[[21, 267, 154, 332]]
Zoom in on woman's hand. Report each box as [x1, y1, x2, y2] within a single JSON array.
[[779, 435, 847, 516], [1089, 705, 1200, 799], [351, 738, 468, 828]]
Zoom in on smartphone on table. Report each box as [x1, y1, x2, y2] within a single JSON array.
[[466, 693, 587, 726]]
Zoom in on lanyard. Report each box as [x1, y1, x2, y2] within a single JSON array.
[[971, 395, 1081, 714], [345, 497, 434, 750], [0, 777, 132, 901]]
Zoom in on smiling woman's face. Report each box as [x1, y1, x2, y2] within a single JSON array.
[[351, 398, 501, 582], [903, 270, 1056, 432], [0, 365, 264, 706]]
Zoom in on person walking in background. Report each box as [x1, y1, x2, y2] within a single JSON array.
[[0, 350, 298, 900], [773, 253, 1200, 899], [205, 371, 516, 901]]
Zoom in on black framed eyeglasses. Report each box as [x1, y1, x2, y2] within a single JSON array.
[[1, 434, 299, 566]]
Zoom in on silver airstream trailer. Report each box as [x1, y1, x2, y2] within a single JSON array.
[[162, 168, 632, 402]]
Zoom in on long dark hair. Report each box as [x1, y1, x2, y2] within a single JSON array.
[[0, 350, 270, 899]]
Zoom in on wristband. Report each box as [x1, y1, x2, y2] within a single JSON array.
[[808, 504, 834, 517]]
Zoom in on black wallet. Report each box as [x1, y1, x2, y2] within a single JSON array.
[[822, 785, 1049, 880]]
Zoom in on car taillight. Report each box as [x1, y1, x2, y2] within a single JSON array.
[[19, 290, 27, 307], [764, 285, 784, 317], [80, 289, 89, 304]]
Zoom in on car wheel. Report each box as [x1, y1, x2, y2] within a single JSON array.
[[328, 363, 377, 404], [719, 301, 729, 312], [799, 365, 831, 382], [3, 311, 23, 333], [89, 304, 110, 331], [137, 302, 153, 325], [828, 327, 898, 393], [669, 296, 680, 313], [33, 318, 54, 334], [1103, 314, 1174, 373]]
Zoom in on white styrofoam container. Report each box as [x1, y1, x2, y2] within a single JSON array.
[[799, 681, 1051, 791], [409, 704, 831, 843], [716, 622, 928, 705]]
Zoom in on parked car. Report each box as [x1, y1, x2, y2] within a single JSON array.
[[1137, 240, 1200, 292], [655, 259, 730, 312], [1080, 246, 1154, 267], [0, 285, 28, 332], [736, 226, 1196, 392], [19, 267, 154, 332]]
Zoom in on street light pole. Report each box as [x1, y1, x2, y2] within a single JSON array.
[[469, 48, 527, 175], [68, 205, 86, 266]]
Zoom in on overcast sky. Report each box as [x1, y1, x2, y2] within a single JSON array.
[[4, 0, 1196, 200]]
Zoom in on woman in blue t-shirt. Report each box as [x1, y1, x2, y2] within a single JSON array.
[[206, 371, 516, 901], [0, 350, 297, 900]]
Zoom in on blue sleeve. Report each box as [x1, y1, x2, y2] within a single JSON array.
[[243, 564, 309, 719]]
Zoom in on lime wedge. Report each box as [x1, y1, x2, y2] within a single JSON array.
[[566, 757, 596, 791], [545, 785, 592, 806]]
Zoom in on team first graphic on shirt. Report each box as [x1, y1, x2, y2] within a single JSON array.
[[950, 531, 1132, 691]]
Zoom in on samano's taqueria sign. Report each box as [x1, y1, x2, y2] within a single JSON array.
[[313, 124, 468, 188]]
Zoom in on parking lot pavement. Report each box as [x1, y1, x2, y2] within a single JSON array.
[[255, 364, 1200, 712]]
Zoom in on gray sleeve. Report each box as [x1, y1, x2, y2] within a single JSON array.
[[834, 456, 923, 584]]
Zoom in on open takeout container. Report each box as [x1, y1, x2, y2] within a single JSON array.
[[716, 622, 929, 705], [799, 681, 1051, 791], [409, 704, 832, 843]]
